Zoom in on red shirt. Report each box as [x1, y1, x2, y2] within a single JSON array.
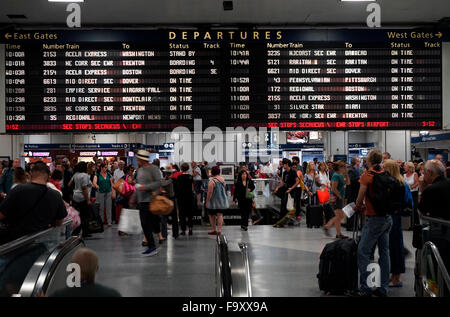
[[172, 172, 183, 179], [49, 179, 62, 191], [359, 168, 384, 216]]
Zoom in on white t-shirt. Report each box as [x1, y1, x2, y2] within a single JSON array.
[[263, 165, 273, 175], [72, 172, 92, 202], [318, 171, 329, 187], [191, 167, 202, 181], [113, 168, 125, 183]]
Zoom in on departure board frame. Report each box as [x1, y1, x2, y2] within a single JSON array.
[[1, 28, 444, 133]]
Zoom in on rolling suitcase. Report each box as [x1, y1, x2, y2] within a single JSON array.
[[317, 211, 360, 295], [88, 202, 104, 234], [306, 195, 323, 228]]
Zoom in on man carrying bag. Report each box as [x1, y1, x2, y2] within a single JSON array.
[[132, 150, 162, 257]]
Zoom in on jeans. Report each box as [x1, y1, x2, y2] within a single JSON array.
[[138, 202, 159, 249], [389, 214, 405, 275], [97, 191, 112, 224], [358, 215, 393, 295], [411, 191, 419, 228]]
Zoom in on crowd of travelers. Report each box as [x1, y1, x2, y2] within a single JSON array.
[[0, 149, 449, 297]]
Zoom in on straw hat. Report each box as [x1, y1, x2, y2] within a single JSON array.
[[136, 150, 150, 161]]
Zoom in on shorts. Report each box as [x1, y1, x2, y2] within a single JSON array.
[[194, 181, 203, 194], [207, 208, 224, 216], [333, 197, 344, 210]]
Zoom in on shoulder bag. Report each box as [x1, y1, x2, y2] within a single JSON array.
[[245, 180, 255, 200], [147, 167, 174, 216]]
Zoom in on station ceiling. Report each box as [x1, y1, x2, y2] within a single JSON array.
[[0, 0, 450, 27]]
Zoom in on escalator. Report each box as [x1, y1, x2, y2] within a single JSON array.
[[415, 214, 450, 297], [19, 236, 85, 296], [0, 220, 85, 297], [216, 234, 252, 297]]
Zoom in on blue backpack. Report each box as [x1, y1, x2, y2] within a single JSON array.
[[209, 178, 229, 210]]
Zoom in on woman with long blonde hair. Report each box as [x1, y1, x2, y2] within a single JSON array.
[[382, 159, 410, 288]]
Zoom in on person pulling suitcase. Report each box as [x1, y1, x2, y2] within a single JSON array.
[[318, 207, 361, 295]]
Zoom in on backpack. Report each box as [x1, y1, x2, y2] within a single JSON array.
[[368, 171, 404, 216], [208, 178, 229, 210]]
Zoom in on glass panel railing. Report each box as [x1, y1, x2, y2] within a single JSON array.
[[420, 241, 450, 297], [416, 214, 450, 297], [0, 221, 72, 297], [252, 178, 282, 211]]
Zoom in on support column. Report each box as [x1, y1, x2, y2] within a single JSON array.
[[381, 130, 411, 162], [325, 131, 349, 161], [11, 135, 24, 160]]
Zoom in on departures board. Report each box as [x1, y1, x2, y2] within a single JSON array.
[[1, 29, 444, 132]]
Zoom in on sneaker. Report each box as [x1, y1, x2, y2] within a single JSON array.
[[323, 227, 331, 237], [241, 226, 248, 231], [142, 247, 159, 257], [252, 217, 262, 225], [142, 241, 148, 247]]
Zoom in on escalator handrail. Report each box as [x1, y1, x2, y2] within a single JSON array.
[[18, 235, 83, 297], [0, 219, 72, 256], [420, 241, 450, 297], [238, 243, 252, 297], [216, 234, 232, 297], [419, 214, 450, 228]]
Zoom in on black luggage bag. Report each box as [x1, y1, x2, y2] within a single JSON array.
[[88, 202, 104, 234], [306, 195, 323, 228], [317, 211, 360, 295]]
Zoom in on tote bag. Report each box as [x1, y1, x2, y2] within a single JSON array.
[[118, 208, 143, 235], [286, 194, 295, 211]]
